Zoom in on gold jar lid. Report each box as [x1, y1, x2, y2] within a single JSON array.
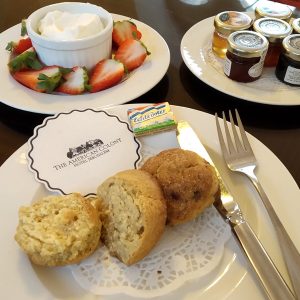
[[253, 17, 292, 43], [214, 11, 253, 36], [282, 34, 300, 62], [227, 30, 269, 58], [292, 18, 300, 34], [255, 0, 292, 21]]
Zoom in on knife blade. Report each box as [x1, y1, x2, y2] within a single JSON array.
[[176, 120, 295, 300]]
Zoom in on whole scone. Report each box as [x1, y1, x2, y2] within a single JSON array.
[[141, 148, 220, 225], [97, 169, 167, 265], [15, 193, 101, 267]]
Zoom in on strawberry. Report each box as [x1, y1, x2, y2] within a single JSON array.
[[12, 66, 69, 93], [8, 47, 42, 72], [89, 59, 125, 93], [6, 37, 32, 55], [56, 66, 89, 95], [112, 20, 142, 47], [114, 39, 150, 71]]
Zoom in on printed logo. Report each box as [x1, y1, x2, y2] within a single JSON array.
[[53, 137, 122, 170], [67, 139, 104, 158]]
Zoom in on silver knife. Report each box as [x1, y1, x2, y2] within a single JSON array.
[[176, 121, 295, 300]]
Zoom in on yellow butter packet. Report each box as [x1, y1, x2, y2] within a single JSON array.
[[127, 102, 177, 136]]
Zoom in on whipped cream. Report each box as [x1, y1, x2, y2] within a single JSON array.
[[38, 10, 104, 41]]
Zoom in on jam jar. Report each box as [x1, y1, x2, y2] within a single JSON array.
[[254, 0, 292, 22], [253, 17, 292, 67], [212, 11, 253, 58], [224, 30, 269, 82], [275, 34, 300, 86], [292, 18, 300, 34]]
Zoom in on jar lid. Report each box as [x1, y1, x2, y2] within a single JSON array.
[[214, 11, 253, 36], [282, 34, 300, 62], [255, 0, 292, 20], [227, 30, 269, 58], [292, 18, 300, 34], [253, 17, 292, 43]]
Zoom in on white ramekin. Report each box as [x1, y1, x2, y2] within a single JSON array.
[[26, 2, 113, 70]]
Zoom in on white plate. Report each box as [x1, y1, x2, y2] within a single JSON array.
[[0, 14, 170, 114], [0, 104, 299, 300], [180, 16, 300, 106]]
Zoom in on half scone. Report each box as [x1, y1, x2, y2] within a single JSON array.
[[97, 169, 167, 265], [15, 193, 101, 267], [141, 148, 220, 225]]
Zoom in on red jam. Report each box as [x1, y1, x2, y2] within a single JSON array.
[[224, 31, 269, 83]]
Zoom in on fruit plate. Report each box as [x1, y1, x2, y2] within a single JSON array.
[[0, 14, 170, 114]]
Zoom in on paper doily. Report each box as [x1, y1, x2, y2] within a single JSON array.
[[71, 144, 231, 298], [204, 43, 299, 92]]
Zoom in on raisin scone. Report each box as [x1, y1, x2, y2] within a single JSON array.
[[141, 148, 220, 225], [97, 169, 167, 265], [15, 193, 101, 266]]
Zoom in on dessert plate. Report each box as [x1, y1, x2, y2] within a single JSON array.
[[0, 14, 170, 114], [0, 104, 299, 299], [180, 16, 300, 106]]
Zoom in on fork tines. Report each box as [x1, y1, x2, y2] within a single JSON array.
[[215, 109, 253, 156]]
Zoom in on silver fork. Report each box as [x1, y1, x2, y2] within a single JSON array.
[[215, 109, 300, 300]]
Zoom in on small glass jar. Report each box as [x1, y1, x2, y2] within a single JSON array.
[[212, 11, 253, 58], [253, 17, 292, 67], [292, 18, 300, 34], [275, 34, 300, 86], [255, 0, 292, 22], [224, 30, 269, 82]]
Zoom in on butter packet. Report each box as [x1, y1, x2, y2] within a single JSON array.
[[127, 102, 177, 136]]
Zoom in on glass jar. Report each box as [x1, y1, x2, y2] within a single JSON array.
[[275, 34, 300, 86], [255, 0, 292, 22], [292, 18, 300, 34], [253, 17, 292, 67], [224, 30, 269, 82], [212, 11, 253, 58]]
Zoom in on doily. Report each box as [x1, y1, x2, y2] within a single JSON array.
[[204, 43, 299, 92], [72, 207, 230, 298], [71, 144, 231, 298]]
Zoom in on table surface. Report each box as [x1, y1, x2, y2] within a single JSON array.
[[0, 0, 299, 187]]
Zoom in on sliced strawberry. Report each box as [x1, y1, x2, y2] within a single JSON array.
[[12, 66, 68, 93], [114, 39, 150, 71], [8, 47, 42, 72], [6, 37, 33, 55], [112, 20, 142, 47], [56, 66, 89, 95], [89, 59, 125, 93]]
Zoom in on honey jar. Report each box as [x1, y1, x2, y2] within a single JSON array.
[[255, 0, 292, 22], [275, 34, 300, 86], [253, 17, 292, 67], [224, 30, 269, 82], [292, 18, 300, 34], [212, 11, 253, 58]]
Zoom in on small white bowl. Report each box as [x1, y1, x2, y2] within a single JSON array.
[[26, 2, 113, 70]]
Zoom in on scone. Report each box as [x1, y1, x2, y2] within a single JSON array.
[[15, 193, 101, 267], [141, 148, 220, 225], [97, 169, 167, 265]]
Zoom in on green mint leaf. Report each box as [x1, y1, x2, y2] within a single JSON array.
[[5, 41, 15, 52], [21, 19, 27, 36]]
